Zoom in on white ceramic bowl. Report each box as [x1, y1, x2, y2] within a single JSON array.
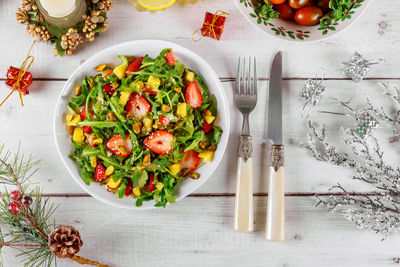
[[54, 40, 230, 209], [234, 0, 370, 42]]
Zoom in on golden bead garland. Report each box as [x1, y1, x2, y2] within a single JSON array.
[[15, 0, 114, 56]]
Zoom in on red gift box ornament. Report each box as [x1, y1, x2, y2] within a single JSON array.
[[1, 41, 35, 107], [193, 10, 229, 41]]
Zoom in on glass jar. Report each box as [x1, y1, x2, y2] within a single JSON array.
[[36, 0, 86, 28]]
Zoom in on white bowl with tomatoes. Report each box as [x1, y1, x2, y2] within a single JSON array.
[[53, 40, 230, 209], [235, 0, 370, 42]]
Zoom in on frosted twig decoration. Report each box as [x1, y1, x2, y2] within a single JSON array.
[[302, 83, 400, 238]]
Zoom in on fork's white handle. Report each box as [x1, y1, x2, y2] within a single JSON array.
[[234, 135, 253, 232], [266, 145, 285, 241]]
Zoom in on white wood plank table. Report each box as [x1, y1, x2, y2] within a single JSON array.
[[1, 0, 400, 266]]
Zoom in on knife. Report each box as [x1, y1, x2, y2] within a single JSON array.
[[266, 51, 285, 241]]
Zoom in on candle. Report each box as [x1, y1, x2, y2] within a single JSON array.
[[36, 0, 86, 28], [39, 0, 76, 18]]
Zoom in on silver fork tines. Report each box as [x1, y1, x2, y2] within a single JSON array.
[[234, 57, 257, 136]]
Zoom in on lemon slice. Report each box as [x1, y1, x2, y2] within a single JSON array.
[[137, 0, 176, 10]]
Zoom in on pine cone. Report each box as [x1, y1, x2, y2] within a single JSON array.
[[16, 8, 29, 24], [26, 24, 51, 41], [48, 225, 83, 259], [59, 28, 83, 55]]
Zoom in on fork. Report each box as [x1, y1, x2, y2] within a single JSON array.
[[234, 57, 257, 233]]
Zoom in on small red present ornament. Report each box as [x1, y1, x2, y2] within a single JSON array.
[[193, 10, 229, 41], [1, 41, 35, 107]]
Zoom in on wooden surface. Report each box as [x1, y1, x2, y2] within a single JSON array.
[[1, 0, 400, 266]]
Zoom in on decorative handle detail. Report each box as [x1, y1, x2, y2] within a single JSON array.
[[234, 135, 253, 232], [266, 145, 285, 241], [238, 135, 252, 162], [271, 145, 284, 171]]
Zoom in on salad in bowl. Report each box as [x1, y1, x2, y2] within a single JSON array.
[[63, 48, 223, 208]]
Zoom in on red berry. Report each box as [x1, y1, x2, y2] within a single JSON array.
[[83, 126, 92, 134], [185, 81, 203, 108], [202, 122, 213, 133], [165, 51, 176, 66], [10, 190, 22, 201], [8, 201, 21, 215], [21, 195, 33, 207], [126, 57, 144, 74]]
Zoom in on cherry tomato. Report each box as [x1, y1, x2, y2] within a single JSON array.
[[316, 0, 331, 12], [274, 3, 295, 20], [294, 6, 323, 26], [288, 0, 311, 9], [268, 0, 286, 4]]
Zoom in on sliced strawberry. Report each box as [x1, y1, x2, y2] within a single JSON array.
[[80, 106, 94, 120], [166, 51, 176, 66], [87, 135, 96, 148], [125, 93, 151, 119], [83, 126, 92, 134], [102, 83, 115, 95], [146, 174, 157, 192], [143, 130, 174, 155], [95, 164, 107, 181], [178, 150, 200, 171], [124, 180, 133, 196], [106, 134, 133, 157], [202, 122, 212, 133], [185, 81, 203, 108], [102, 69, 113, 78], [126, 56, 144, 74], [159, 115, 170, 127], [142, 87, 158, 96]]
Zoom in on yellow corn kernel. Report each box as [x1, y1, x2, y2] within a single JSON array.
[[143, 117, 153, 132], [185, 71, 194, 82], [132, 186, 141, 196], [72, 127, 84, 143], [176, 103, 187, 117], [199, 151, 214, 162], [204, 115, 215, 124], [112, 82, 119, 90], [156, 182, 164, 191], [67, 114, 81, 126], [67, 126, 74, 135], [119, 91, 131, 106], [93, 138, 103, 145], [203, 109, 212, 116], [65, 113, 74, 122], [107, 112, 117, 122], [107, 178, 122, 189], [169, 163, 181, 175], [143, 154, 151, 165], [75, 86, 82, 96], [90, 156, 97, 168], [136, 81, 145, 90], [173, 87, 181, 93], [105, 165, 115, 176], [162, 104, 171, 113], [117, 145, 129, 155], [113, 64, 126, 80], [132, 121, 142, 135], [95, 64, 107, 72], [146, 76, 161, 90]]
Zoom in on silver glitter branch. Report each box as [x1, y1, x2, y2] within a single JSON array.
[[303, 84, 400, 238]]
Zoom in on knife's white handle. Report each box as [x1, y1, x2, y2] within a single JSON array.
[[234, 136, 253, 232], [266, 145, 285, 241]]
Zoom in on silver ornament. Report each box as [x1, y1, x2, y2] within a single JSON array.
[[300, 78, 326, 117], [341, 52, 384, 82]]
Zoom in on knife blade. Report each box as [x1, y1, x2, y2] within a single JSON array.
[[267, 51, 283, 145], [266, 51, 285, 242]]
